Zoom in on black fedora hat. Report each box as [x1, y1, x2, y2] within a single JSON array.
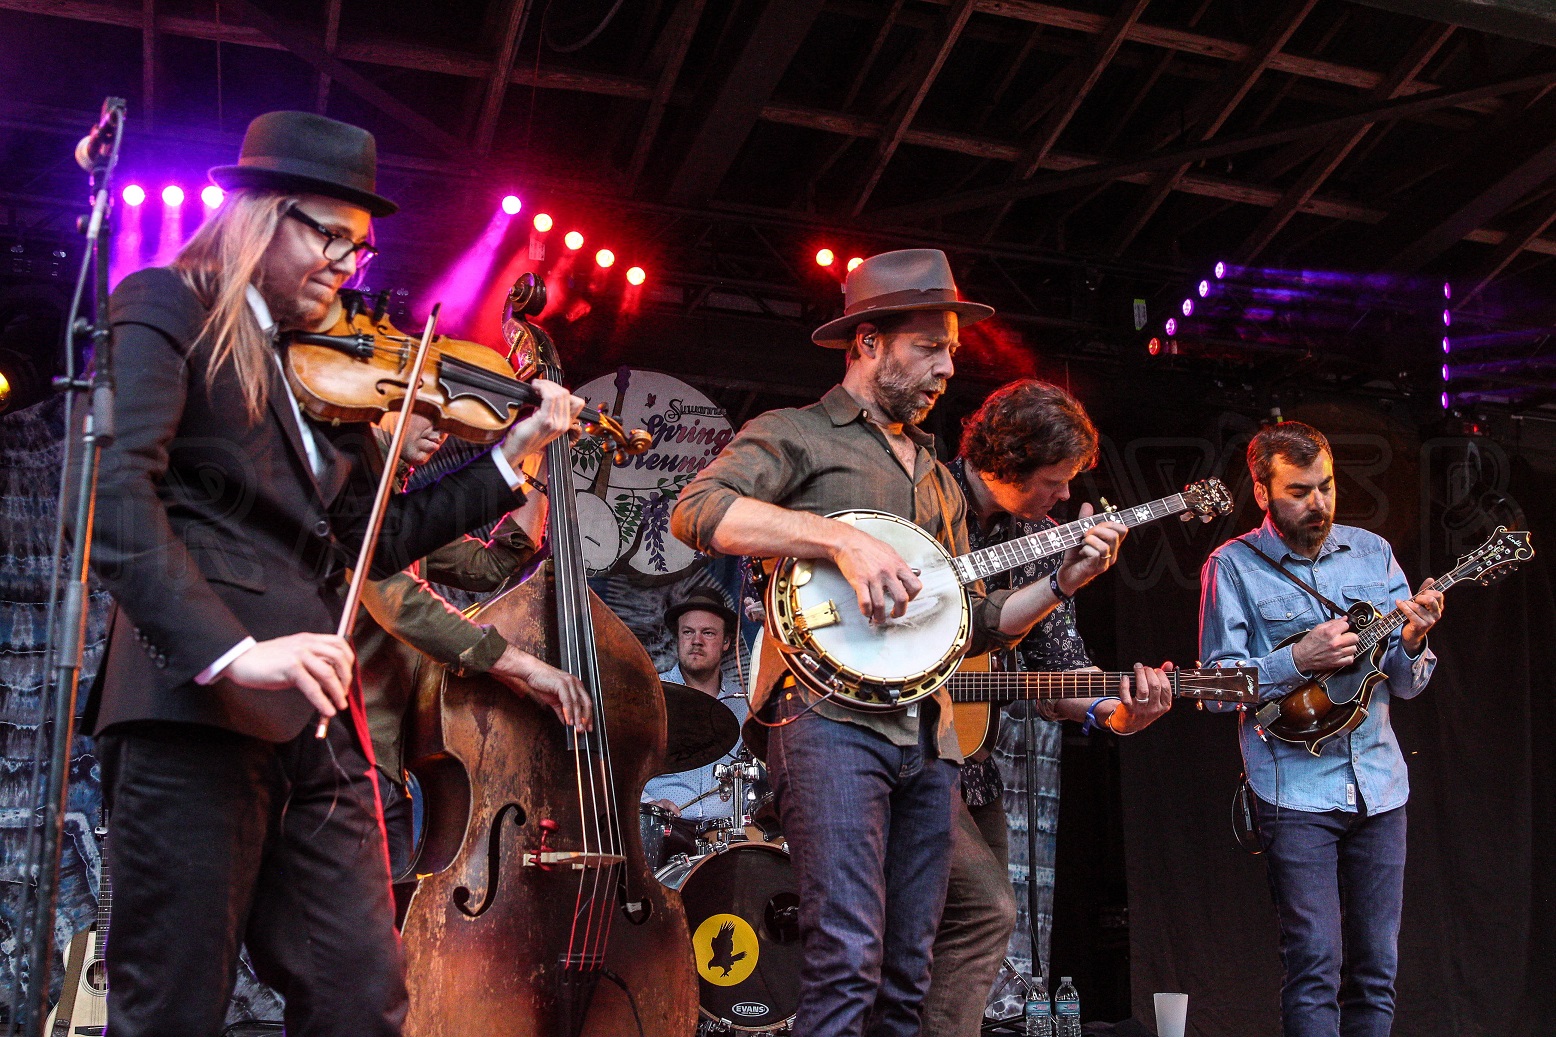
[[209, 111, 398, 217], [812, 248, 993, 348], [665, 586, 738, 634]]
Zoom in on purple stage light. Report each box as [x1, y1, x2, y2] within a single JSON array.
[[1442, 336, 1451, 354], [1441, 392, 1450, 409], [1443, 282, 1451, 300], [1442, 309, 1451, 326], [1197, 280, 1209, 298], [1164, 317, 1177, 336], [1181, 298, 1194, 317], [1214, 261, 1226, 279], [1442, 364, 1450, 381], [162, 185, 184, 207], [201, 185, 223, 208], [501, 194, 522, 215], [122, 184, 145, 207], [421, 207, 517, 335]]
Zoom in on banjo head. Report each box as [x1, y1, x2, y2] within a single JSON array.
[[771, 511, 969, 708]]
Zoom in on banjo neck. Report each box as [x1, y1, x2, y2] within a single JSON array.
[[951, 492, 1192, 586]]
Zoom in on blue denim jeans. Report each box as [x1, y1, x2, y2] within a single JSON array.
[[768, 701, 957, 1037], [1256, 798, 1407, 1037]]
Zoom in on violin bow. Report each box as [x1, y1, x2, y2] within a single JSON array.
[[315, 304, 444, 739]]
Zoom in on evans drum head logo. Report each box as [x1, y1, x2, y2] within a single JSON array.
[[732, 1002, 769, 1018]]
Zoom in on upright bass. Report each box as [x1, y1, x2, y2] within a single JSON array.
[[400, 275, 697, 1036]]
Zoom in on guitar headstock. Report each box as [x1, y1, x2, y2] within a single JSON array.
[[1181, 478, 1234, 521], [1451, 526, 1534, 587], [1176, 665, 1260, 704]]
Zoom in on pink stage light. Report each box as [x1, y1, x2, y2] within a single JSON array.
[[533, 213, 553, 232], [201, 185, 224, 208], [421, 207, 519, 335], [626, 266, 646, 286], [564, 231, 584, 250], [122, 184, 146, 207], [501, 195, 522, 216], [595, 248, 615, 269], [161, 185, 185, 206]]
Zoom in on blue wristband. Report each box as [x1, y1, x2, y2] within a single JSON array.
[[1082, 696, 1121, 735]]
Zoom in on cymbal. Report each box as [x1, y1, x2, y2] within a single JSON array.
[[658, 680, 740, 774]]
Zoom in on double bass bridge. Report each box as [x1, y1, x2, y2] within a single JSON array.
[[523, 850, 627, 870]]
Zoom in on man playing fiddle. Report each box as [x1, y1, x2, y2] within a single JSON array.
[[84, 111, 587, 1037]]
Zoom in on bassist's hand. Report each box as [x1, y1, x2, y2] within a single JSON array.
[[1291, 617, 1359, 675], [1398, 577, 1443, 653], [831, 526, 922, 625], [489, 645, 594, 731]]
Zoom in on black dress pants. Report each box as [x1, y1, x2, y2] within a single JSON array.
[[97, 717, 408, 1037]]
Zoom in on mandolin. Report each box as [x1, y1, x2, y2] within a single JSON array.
[[1255, 527, 1532, 755], [949, 655, 1259, 756]]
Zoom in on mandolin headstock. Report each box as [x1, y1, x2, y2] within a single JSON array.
[[1451, 526, 1535, 587]]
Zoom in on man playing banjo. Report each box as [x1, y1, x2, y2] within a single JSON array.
[[670, 250, 1118, 1037]]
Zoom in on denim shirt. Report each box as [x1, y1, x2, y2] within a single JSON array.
[[641, 665, 751, 819], [1198, 517, 1436, 814]]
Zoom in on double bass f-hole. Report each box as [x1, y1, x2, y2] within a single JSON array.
[[454, 803, 528, 919]]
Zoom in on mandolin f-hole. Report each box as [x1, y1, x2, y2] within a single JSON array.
[[454, 802, 527, 918]]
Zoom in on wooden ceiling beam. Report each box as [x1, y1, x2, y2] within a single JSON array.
[[141, 0, 156, 131], [626, 0, 707, 191], [849, 0, 975, 216], [473, 0, 532, 157], [1235, 22, 1454, 263], [313, 0, 343, 114], [1107, 0, 1316, 258], [1462, 187, 1556, 300]]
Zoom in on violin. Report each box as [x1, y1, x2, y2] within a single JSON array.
[[282, 288, 651, 458]]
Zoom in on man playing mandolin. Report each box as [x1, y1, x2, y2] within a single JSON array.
[[1199, 421, 1443, 1037], [672, 250, 1087, 1037]]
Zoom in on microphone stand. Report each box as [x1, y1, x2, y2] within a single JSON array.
[[9, 99, 123, 1037]]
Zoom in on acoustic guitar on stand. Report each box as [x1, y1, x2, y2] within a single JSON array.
[[45, 823, 109, 1037]]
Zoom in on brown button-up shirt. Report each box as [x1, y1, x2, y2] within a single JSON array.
[[671, 385, 1017, 761]]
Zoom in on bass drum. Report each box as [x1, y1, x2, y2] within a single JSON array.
[[655, 843, 800, 1032]]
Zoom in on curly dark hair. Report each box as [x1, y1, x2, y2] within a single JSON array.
[[959, 379, 1099, 483], [1247, 421, 1330, 485]]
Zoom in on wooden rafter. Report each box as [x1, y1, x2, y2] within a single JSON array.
[[982, 0, 1151, 240], [1106, 0, 1317, 258], [1235, 22, 1455, 263], [226, 0, 463, 155], [626, 0, 707, 190], [141, 0, 156, 131], [314, 0, 342, 114], [473, 0, 532, 157], [1463, 187, 1556, 300], [860, 66, 1556, 225], [849, 0, 975, 216]]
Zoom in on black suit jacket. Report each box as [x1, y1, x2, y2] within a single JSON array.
[[85, 267, 524, 742]]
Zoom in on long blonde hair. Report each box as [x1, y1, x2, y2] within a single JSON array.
[[171, 189, 296, 423]]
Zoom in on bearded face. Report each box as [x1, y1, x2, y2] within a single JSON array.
[[860, 311, 958, 426], [1260, 453, 1336, 555]]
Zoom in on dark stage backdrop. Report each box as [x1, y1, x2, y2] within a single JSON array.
[[1102, 401, 1556, 1037]]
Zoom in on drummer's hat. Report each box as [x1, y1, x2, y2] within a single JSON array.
[[209, 110, 398, 217], [665, 586, 738, 635], [811, 248, 993, 348]]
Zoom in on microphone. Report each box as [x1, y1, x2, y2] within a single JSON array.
[[74, 97, 126, 172]]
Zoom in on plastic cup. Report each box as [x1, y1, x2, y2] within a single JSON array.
[[1153, 992, 1188, 1037]]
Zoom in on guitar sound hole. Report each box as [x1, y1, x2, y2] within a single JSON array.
[[85, 959, 107, 993]]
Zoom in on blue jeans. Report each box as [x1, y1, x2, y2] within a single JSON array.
[[1257, 798, 1407, 1037], [768, 701, 957, 1037]]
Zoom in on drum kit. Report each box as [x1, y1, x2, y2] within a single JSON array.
[[642, 682, 799, 1035]]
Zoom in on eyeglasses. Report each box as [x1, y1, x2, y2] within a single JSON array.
[[286, 205, 379, 267]]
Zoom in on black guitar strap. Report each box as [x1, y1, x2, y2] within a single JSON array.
[[1234, 537, 1347, 619]]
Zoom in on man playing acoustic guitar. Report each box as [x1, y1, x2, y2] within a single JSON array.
[[1199, 421, 1443, 1037]]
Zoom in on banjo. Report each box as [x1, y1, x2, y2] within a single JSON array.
[[765, 479, 1233, 711]]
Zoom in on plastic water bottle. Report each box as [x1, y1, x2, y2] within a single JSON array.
[[1023, 976, 1054, 1037], [1054, 976, 1081, 1037]]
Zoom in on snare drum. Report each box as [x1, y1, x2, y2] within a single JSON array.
[[656, 843, 800, 1032], [638, 803, 701, 872]]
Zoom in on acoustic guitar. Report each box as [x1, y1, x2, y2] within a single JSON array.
[[1253, 526, 1532, 755], [45, 824, 109, 1037], [950, 655, 1259, 757]]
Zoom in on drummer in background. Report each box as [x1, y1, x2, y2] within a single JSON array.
[[643, 586, 750, 820]]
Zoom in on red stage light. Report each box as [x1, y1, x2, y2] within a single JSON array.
[[626, 266, 646, 286], [815, 248, 835, 267], [1147, 337, 1162, 356], [595, 249, 615, 269], [846, 257, 863, 272], [501, 195, 522, 215], [564, 231, 584, 250], [533, 213, 553, 232]]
